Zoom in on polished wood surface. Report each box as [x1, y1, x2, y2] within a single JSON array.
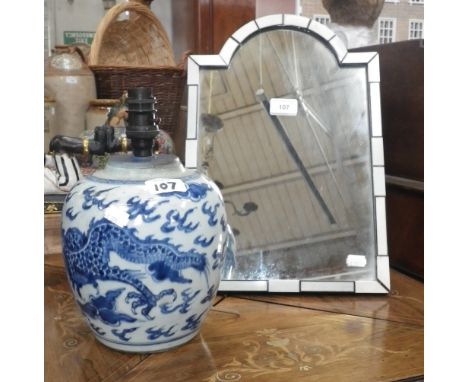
[[45, 254, 423, 381], [121, 298, 422, 382]]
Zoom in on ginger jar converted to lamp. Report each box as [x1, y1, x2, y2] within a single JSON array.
[[56, 88, 230, 352]]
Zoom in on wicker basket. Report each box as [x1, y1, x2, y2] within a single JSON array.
[[89, 1, 186, 136]]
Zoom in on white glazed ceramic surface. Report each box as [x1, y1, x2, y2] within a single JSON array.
[[61, 154, 228, 352]]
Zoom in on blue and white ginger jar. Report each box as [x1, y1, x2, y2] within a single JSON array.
[[61, 154, 229, 352]]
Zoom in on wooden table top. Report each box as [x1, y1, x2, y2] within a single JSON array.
[[45, 254, 423, 382]]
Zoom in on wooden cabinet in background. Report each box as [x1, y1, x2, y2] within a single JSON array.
[[199, 0, 255, 54], [354, 40, 424, 280], [190, 0, 295, 54]]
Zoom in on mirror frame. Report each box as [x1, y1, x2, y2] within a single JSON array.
[[185, 14, 390, 294]]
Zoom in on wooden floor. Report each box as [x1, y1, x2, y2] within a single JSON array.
[[45, 254, 423, 382]]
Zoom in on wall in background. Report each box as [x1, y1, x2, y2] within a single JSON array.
[[45, 0, 173, 55], [256, 0, 295, 17]]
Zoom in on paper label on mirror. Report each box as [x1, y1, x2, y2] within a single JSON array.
[[270, 98, 298, 116], [65, 77, 78, 84], [145, 178, 187, 194], [346, 254, 367, 268], [105, 205, 129, 228]]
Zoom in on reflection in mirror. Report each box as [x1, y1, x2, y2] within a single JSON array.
[[197, 28, 376, 282]]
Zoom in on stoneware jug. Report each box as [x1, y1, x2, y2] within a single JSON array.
[[59, 88, 229, 352], [45, 45, 96, 138]]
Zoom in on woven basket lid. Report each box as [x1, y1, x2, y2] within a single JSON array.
[[89, 2, 175, 67]]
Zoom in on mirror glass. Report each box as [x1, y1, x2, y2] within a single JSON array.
[[197, 29, 376, 282]]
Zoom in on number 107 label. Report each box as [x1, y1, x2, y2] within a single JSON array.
[[269, 98, 298, 117], [145, 178, 187, 194]]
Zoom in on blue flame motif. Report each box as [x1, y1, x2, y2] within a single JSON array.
[[65, 207, 79, 221], [82, 186, 117, 210], [220, 216, 227, 232], [89, 323, 106, 336], [201, 285, 216, 304], [194, 235, 215, 248], [211, 249, 221, 271], [126, 197, 168, 222], [182, 310, 207, 331], [161, 208, 199, 234], [202, 202, 220, 226], [111, 327, 138, 342], [212, 236, 229, 271], [146, 325, 176, 341], [160, 288, 201, 314], [222, 231, 236, 278]]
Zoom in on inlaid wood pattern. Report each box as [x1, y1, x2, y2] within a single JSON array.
[[45, 260, 423, 381], [116, 297, 423, 382]]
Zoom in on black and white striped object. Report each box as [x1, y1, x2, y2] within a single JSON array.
[[52, 153, 82, 192]]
